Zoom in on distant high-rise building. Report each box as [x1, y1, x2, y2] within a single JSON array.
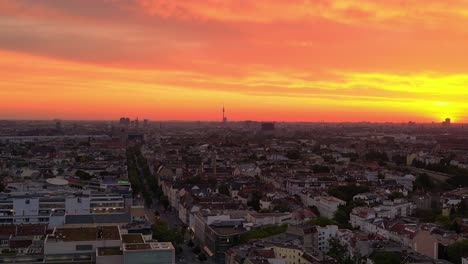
[[119, 117, 131, 126], [442, 118, 451, 126], [143, 119, 149, 127], [55, 121, 62, 131], [261, 122, 275, 131]]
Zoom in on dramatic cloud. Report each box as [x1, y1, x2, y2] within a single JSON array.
[[0, 0, 467, 122]]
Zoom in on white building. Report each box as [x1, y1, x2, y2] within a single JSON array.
[[316, 225, 338, 253], [286, 179, 331, 195], [44, 226, 122, 255], [0, 191, 126, 226], [43, 226, 175, 264], [376, 199, 415, 218], [350, 207, 379, 234], [306, 196, 346, 218], [245, 213, 293, 227]]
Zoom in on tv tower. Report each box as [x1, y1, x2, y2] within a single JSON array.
[[222, 104, 227, 124]]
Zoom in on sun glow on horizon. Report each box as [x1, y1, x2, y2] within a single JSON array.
[[0, 1, 467, 122]]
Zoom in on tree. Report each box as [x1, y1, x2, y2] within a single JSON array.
[[272, 200, 290, 213], [447, 239, 468, 264], [459, 200, 468, 217], [286, 150, 301, 160], [371, 251, 402, 264], [392, 154, 407, 165], [415, 173, 434, 191], [184, 176, 202, 184], [247, 190, 262, 211], [160, 195, 170, 211], [192, 245, 201, 254], [413, 209, 437, 223], [240, 225, 288, 243], [175, 246, 183, 256], [309, 206, 320, 217], [327, 185, 369, 203], [180, 226, 187, 238], [328, 238, 353, 264], [152, 221, 183, 245], [307, 217, 336, 227], [450, 205, 457, 220], [333, 200, 367, 229], [187, 239, 194, 247], [452, 221, 462, 234], [75, 170, 93, 181], [436, 215, 452, 229], [334, 209, 350, 229], [371, 251, 401, 264], [312, 165, 330, 173], [365, 151, 388, 162], [198, 253, 207, 262], [388, 192, 404, 200], [218, 184, 230, 196], [143, 191, 153, 207], [255, 175, 261, 182]]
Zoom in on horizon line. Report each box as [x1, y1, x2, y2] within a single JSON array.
[[0, 118, 466, 125]]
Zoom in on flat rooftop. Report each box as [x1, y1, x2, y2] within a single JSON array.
[[249, 213, 290, 218], [50, 226, 120, 242], [97, 247, 123, 256], [124, 243, 151, 250], [123, 242, 174, 251], [122, 234, 145, 244], [318, 196, 345, 203], [210, 226, 246, 236]]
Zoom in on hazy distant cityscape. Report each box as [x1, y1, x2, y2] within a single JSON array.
[[0, 116, 467, 264]]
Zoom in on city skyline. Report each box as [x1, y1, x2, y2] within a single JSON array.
[[1, 1, 468, 122]]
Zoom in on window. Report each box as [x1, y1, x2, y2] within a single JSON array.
[[25, 199, 30, 204]]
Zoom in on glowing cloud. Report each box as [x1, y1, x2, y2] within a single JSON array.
[[0, 0, 467, 122]]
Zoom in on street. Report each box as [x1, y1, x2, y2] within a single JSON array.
[[144, 200, 214, 263]]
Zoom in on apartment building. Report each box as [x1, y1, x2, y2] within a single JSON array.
[[316, 225, 338, 253], [305, 196, 346, 219], [0, 191, 126, 226]]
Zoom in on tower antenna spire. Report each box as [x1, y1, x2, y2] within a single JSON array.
[[222, 104, 227, 124]]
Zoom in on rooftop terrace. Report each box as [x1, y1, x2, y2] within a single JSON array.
[[122, 234, 144, 244], [123, 242, 174, 251], [97, 247, 123, 256], [49, 226, 120, 242]]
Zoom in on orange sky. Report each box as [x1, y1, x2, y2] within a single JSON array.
[[1, 0, 467, 122]]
